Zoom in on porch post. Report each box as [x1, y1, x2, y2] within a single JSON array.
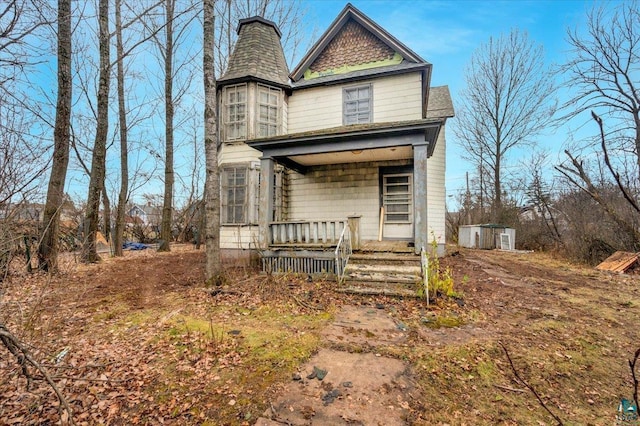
[[413, 142, 428, 255], [259, 157, 275, 248]]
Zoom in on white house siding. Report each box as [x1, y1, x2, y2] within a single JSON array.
[[288, 72, 423, 133], [372, 73, 423, 122], [220, 225, 259, 249], [288, 85, 342, 132], [282, 93, 288, 134], [426, 127, 447, 249], [287, 160, 410, 241], [219, 143, 262, 165]]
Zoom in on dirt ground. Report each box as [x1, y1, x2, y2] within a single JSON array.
[[1, 245, 640, 425]]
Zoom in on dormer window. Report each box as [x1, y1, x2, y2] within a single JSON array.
[[343, 84, 372, 125], [225, 84, 247, 140], [257, 85, 281, 137]]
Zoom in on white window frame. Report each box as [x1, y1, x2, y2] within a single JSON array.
[[383, 173, 413, 224], [221, 163, 263, 225], [222, 166, 248, 224], [225, 84, 247, 141], [343, 84, 372, 125], [257, 85, 281, 137]]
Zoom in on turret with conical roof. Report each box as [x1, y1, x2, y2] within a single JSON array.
[[219, 16, 289, 88], [218, 16, 289, 143]]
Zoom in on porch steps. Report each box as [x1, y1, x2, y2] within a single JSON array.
[[340, 254, 422, 298]]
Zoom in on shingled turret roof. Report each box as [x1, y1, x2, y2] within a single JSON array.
[[218, 16, 290, 88]]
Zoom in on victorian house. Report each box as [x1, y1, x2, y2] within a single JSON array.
[[216, 4, 454, 279]]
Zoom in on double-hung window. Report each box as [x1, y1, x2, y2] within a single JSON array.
[[225, 84, 247, 140], [343, 84, 372, 125], [222, 166, 247, 224], [257, 85, 280, 137]]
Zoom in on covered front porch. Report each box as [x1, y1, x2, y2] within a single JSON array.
[[248, 120, 444, 277]]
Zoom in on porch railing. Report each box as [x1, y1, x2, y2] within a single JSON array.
[[334, 223, 352, 283], [269, 219, 348, 246]]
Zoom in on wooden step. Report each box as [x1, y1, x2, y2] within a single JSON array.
[[349, 253, 420, 266], [345, 264, 420, 284], [337, 285, 419, 298], [345, 272, 418, 285], [346, 263, 421, 274]]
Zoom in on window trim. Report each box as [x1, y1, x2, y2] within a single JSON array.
[[382, 172, 413, 224], [224, 84, 247, 141], [221, 165, 248, 224], [220, 163, 265, 226], [257, 84, 281, 138], [343, 83, 372, 125]]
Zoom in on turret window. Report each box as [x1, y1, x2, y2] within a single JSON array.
[[257, 85, 281, 137]]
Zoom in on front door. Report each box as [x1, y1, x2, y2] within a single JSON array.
[[381, 172, 413, 240]]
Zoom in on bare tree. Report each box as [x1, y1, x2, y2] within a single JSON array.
[[0, 1, 54, 277], [556, 1, 640, 249], [81, 0, 110, 263], [559, 1, 640, 181], [138, 0, 199, 253], [454, 29, 556, 222], [214, 0, 310, 76], [158, 0, 175, 252], [113, 0, 128, 257], [204, 0, 221, 279], [38, 0, 72, 272]]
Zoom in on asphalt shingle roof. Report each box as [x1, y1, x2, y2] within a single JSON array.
[[218, 16, 289, 87], [426, 86, 455, 119]]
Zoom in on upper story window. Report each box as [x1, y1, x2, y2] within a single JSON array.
[[225, 84, 247, 140], [343, 84, 372, 125], [257, 85, 281, 137]]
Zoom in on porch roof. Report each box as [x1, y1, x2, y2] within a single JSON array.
[[247, 119, 444, 173]]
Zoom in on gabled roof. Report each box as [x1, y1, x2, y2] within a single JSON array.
[[290, 3, 428, 83], [218, 16, 290, 88]]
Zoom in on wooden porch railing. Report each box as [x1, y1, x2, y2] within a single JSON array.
[[260, 219, 353, 279], [269, 219, 348, 246]]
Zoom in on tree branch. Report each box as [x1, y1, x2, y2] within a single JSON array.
[[0, 323, 75, 424], [592, 111, 640, 213], [499, 341, 564, 426]]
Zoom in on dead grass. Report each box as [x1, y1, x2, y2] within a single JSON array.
[[1, 245, 640, 424]]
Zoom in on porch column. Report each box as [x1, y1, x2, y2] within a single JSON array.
[[259, 157, 275, 248], [413, 142, 428, 254]]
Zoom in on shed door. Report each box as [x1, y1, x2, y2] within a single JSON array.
[[381, 173, 413, 239]]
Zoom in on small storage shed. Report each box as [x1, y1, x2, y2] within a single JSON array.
[[458, 224, 516, 250]]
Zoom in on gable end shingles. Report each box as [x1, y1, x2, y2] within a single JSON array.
[[309, 20, 396, 73]]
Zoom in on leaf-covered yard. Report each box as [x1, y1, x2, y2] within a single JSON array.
[[1, 245, 640, 425]]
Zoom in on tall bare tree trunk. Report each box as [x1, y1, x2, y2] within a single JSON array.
[[204, 0, 221, 279], [158, 0, 174, 252], [39, 0, 72, 272], [494, 149, 501, 222], [114, 0, 128, 257], [102, 188, 111, 242], [82, 0, 110, 263]]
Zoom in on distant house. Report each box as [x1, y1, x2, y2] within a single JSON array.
[[127, 204, 161, 227], [4, 202, 45, 222], [216, 4, 454, 273]]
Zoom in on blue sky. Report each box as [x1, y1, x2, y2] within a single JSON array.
[[299, 0, 595, 205], [47, 0, 600, 210]]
